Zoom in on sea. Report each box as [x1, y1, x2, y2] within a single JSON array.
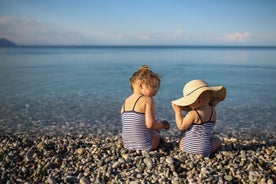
[[0, 46, 275, 142]]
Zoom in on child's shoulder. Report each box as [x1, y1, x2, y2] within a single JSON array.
[[127, 95, 153, 104], [140, 95, 153, 102], [186, 110, 200, 122], [136, 96, 154, 106], [187, 110, 197, 116]]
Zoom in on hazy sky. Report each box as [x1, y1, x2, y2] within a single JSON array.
[[0, 0, 275, 45]]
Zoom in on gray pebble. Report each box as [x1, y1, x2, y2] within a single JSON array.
[[166, 156, 174, 164]]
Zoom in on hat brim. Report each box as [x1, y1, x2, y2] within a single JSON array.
[[172, 86, 226, 108], [209, 86, 226, 106]]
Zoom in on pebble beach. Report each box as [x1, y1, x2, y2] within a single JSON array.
[[1, 133, 275, 184], [1, 46, 276, 183]]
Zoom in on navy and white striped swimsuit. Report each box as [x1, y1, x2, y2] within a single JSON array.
[[121, 96, 154, 151], [181, 108, 214, 156]]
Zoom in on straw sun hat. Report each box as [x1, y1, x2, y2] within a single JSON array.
[[172, 79, 226, 107]]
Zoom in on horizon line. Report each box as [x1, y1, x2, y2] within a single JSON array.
[[4, 44, 276, 48]]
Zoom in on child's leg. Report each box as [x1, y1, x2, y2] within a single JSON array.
[[210, 136, 222, 154], [179, 137, 184, 150], [151, 131, 161, 150]]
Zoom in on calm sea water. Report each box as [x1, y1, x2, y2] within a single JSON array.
[[0, 46, 275, 141]]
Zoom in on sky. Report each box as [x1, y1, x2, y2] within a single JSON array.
[[0, 0, 275, 45]]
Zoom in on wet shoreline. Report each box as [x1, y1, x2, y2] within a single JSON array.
[[1, 89, 275, 143], [1, 115, 275, 145]]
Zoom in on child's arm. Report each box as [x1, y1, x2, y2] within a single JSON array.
[[145, 97, 169, 130], [172, 104, 194, 131]]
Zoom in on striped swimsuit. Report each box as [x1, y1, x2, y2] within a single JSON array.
[[181, 108, 215, 156], [121, 96, 154, 151]]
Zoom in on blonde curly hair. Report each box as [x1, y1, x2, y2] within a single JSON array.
[[129, 65, 160, 92]]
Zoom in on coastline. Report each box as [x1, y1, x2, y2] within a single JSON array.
[[1, 134, 275, 183]]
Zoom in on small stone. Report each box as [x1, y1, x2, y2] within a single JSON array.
[[260, 178, 266, 184], [187, 162, 194, 169], [129, 181, 141, 184], [112, 161, 120, 168], [25, 147, 34, 162], [21, 166, 28, 174], [166, 156, 174, 164], [200, 167, 209, 175], [64, 176, 78, 183], [80, 177, 90, 184], [224, 175, 233, 181], [142, 150, 150, 158], [188, 178, 195, 183], [267, 179, 274, 184], [249, 171, 259, 182], [136, 173, 142, 179], [143, 158, 152, 170], [121, 153, 129, 161], [205, 176, 213, 182], [76, 147, 85, 155], [164, 168, 170, 177], [106, 167, 111, 178], [47, 175, 57, 184], [247, 163, 254, 170]]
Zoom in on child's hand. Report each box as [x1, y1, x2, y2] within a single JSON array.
[[180, 106, 191, 111], [161, 120, 170, 130], [172, 103, 191, 112], [171, 103, 182, 112]]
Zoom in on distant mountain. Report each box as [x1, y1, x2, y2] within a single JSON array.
[[0, 38, 17, 47]]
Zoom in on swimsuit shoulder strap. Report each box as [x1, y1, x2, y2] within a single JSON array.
[[194, 110, 203, 123], [132, 95, 143, 111], [195, 107, 214, 124]]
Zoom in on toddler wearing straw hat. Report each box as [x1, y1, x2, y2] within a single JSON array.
[[172, 79, 226, 156]]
